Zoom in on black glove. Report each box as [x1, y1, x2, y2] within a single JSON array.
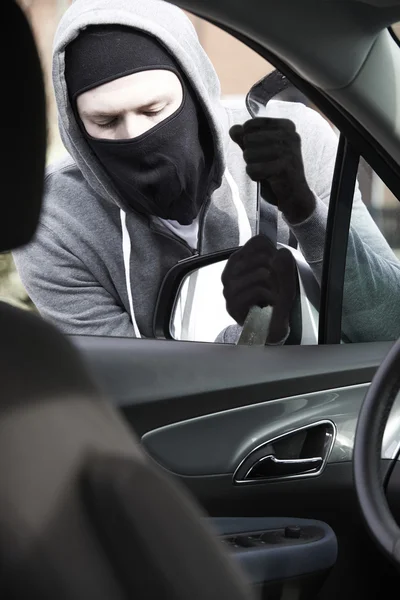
[[230, 117, 315, 224], [222, 235, 297, 343]]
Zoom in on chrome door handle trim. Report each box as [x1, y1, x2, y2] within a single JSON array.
[[233, 420, 336, 484], [244, 455, 323, 480]]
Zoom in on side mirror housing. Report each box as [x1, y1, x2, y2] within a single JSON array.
[[153, 244, 320, 345]]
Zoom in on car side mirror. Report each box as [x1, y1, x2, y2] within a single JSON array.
[[153, 244, 320, 345], [246, 69, 313, 118]]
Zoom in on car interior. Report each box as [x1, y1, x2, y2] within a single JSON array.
[[4, 0, 400, 598]]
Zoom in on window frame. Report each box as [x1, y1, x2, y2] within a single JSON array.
[[318, 136, 360, 344]]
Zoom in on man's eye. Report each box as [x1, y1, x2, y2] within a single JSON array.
[[96, 117, 118, 130], [143, 106, 165, 118]]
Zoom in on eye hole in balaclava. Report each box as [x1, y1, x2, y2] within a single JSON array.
[[65, 25, 214, 225]]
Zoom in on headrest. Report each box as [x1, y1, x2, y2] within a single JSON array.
[[1, 2, 46, 252]]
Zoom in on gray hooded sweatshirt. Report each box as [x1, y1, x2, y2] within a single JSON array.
[[13, 0, 400, 342]]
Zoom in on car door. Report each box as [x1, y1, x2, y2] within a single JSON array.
[[65, 4, 400, 599]]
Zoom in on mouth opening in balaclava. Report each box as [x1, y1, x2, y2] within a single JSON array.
[[65, 25, 214, 225]]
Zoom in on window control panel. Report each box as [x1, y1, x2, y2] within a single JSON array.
[[221, 525, 324, 550]]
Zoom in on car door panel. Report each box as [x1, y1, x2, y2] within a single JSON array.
[[142, 383, 400, 476], [70, 336, 396, 522], [142, 384, 400, 485], [71, 336, 397, 515], [71, 336, 392, 437], [70, 338, 398, 598]]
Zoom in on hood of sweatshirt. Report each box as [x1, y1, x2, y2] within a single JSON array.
[[52, 0, 230, 213]]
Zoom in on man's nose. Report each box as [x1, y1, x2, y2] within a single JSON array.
[[123, 114, 139, 140], [124, 114, 150, 140]]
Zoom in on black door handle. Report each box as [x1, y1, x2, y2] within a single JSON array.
[[244, 455, 323, 480]]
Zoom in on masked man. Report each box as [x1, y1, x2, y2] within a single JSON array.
[[14, 0, 400, 343]]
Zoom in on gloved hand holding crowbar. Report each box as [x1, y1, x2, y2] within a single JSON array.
[[223, 71, 310, 346]]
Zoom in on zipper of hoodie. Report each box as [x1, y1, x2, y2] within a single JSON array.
[[151, 202, 209, 256], [150, 222, 198, 256], [197, 193, 213, 254]]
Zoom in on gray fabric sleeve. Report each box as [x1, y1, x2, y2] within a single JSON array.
[[288, 120, 400, 342], [13, 224, 135, 338]]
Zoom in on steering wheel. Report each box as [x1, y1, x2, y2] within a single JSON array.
[[353, 337, 400, 564]]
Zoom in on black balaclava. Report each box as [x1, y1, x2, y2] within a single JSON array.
[[65, 25, 213, 225]]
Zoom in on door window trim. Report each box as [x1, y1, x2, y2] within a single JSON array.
[[319, 136, 360, 344]]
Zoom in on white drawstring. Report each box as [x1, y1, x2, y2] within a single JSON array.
[[224, 168, 252, 245], [120, 209, 141, 338]]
